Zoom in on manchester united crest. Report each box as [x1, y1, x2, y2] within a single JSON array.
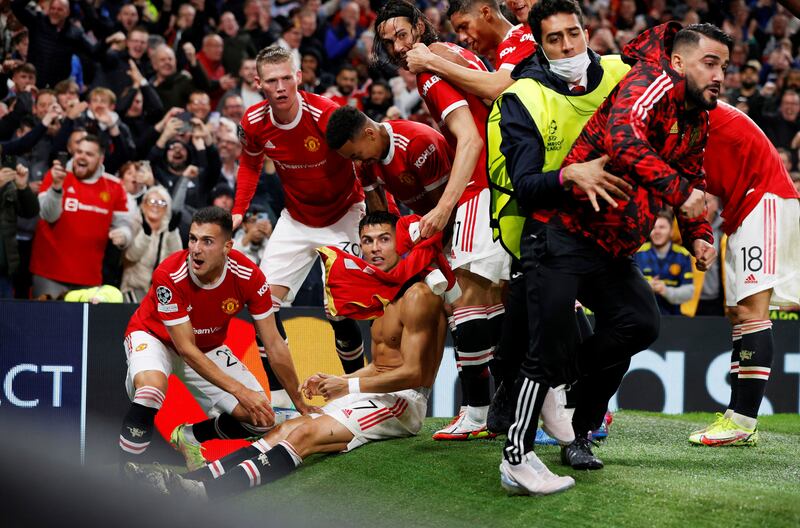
[[398, 172, 415, 185], [99, 191, 111, 203], [135, 343, 148, 352], [221, 297, 240, 315], [669, 263, 682, 276], [304, 135, 320, 152]]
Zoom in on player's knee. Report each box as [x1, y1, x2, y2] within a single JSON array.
[[133, 370, 168, 394], [285, 420, 318, 452]]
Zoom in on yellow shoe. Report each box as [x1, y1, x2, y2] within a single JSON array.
[[170, 423, 207, 470], [690, 417, 758, 447]]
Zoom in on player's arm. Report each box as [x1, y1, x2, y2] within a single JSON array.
[[673, 138, 716, 270], [421, 105, 482, 238], [166, 321, 275, 426], [365, 186, 389, 213], [253, 314, 317, 414], [406, 43, 514, 101], [232, 123, 265, 229]]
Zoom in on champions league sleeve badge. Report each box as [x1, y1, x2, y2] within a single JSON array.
[[156, 286, 173, 305]]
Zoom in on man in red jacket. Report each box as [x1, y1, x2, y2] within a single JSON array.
[[501, 21, 731, 492]]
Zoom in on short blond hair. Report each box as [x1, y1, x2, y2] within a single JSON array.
[[255, 45, 297, 74]]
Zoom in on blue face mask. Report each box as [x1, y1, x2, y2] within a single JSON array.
[[543, 49, 591, 84]]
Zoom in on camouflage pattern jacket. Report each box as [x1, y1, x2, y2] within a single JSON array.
[[535, 21, 713, 258]]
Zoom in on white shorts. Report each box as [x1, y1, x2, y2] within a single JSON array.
[[124, 331, 264, 416], [263, 202, 365, 303], [319, 387, 430, 452], [447, 189, 510, 283], [724, 193, 800, 307]]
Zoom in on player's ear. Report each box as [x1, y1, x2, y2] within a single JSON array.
[[223, 238, 233, 254]]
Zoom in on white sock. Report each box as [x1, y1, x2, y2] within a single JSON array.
[[466, 405, 489, 423], [731, 412, 757, 431]]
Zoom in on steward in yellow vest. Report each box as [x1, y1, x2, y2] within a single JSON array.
[[488, 49, 630, 259]]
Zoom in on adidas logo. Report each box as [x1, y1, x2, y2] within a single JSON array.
[[265, 140, 276, 149], [67, 186, 76, 193], [343, 409, 352, 418], [744, 274, 758, 284]]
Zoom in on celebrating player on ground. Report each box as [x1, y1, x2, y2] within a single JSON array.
[[127, 212, 449, 499], [232, 45, 368, 408], [119, 207, 310, 468], [689, 102, 800, 446]]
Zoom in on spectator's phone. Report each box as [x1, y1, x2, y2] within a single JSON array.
[[56, 151, 69, 167], [177, 111, 193, 134]]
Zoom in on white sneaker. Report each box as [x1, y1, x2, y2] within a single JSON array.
[[432, 410, 497, 441], [541, 385, 575, 446], [499, 452, 575, 496]]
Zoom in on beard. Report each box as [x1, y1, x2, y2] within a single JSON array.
[[686, 76, 720, 111]]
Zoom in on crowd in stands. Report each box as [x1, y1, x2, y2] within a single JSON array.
[[0, 0, 799, 311]]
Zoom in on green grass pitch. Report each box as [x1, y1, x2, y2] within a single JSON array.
[[222, 411, 800, 527]]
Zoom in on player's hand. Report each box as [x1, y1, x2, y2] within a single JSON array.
[[232, 213, 244, 230], [562, 155, 632, 212], [406, 43, 435, 74], [234, 386, 276, 427], [294, 400, 322, 415], [419, 203, 451, 239], [50, 160, 67, 190], [300, 373, 324, 399], [693, 239, 717, 272], [316, 373, 348, 401], [680, 188, 706, 219]]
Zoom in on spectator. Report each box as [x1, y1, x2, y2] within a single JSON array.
[[210, 182, 234, 211], [728, 60, 765, 119], [186, 90, 212, 123], [196, 34, 237, 107], [118, 160, 154, 212], [10, 0, 97, 88], [242, 0, 280, 50], [232, 207, 272, 267], [216, 127, 241, 190], [363, 80, 393, 122], [30, 135, 132, 298], [76, 87, 136, 174], [147, 116, 214, 211], [297, 9, 324, 57], [276, 16, 303, 69], [120, 185, 182, 303], [4, 62, 36, 100], [298, 49, 329, 94], [634, 210, 695, 316], [218, 11, 258, 75], [324, 64, 364, 109], [116, 60, 166, 158], [226, 58, 264, 109], [219, 93, 245, 123], [164, 3, 205, 51], [324, 1, 364, 70], [54, 79, 81, 112], [151, 45, 210, 109], [391, 67, 421, 119], [791, 171, 800, 193], [761, 89, 800, 151], [0, 164, 37, 298], [95, 26, 152, 97]]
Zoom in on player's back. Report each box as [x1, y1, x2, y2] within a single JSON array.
[[416, 42, 490, 202], [705, 102, 799, 234], [127, 249, 272, 352], [363, 120, 453, 215], [240, 92, 364, 227]]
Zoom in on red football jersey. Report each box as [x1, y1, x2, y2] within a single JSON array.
[[126, 249, 273, 352], [234, 91, 364, 227], [705, 102, 799, 235], [417, 43, 490, 204], [496, 24, 537, 71], [31, 170, 128, 286], [360, 120, 454, 215]]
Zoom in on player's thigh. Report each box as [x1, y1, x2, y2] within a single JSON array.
[[124, 331, 174, 397], [178, 344, 265, 418], [262, 210, 323, 299], [320, 389, 428, 452], [452, 267, 494, 306], [448, 191, 510, 285], [724, 194, 799, 307], [310, 201, 365, 258]]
